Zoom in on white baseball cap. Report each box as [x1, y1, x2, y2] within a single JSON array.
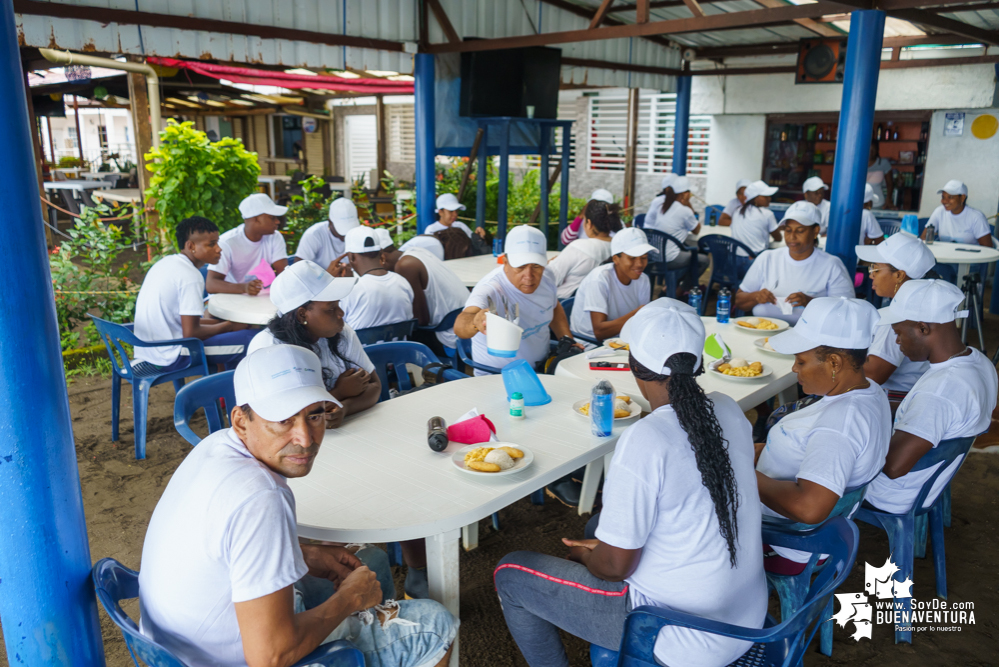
[[782, 200, 819, 227], [239, 193, 288, 219], [769, 297, 880, 354], [670, 176, 691, 194], [328, 198, 361, 236], [879, 279, 968, 325], [344, 226, 382, 254], [590, 188, 614, 204], [504, 225, 548, 268], [863, 183, 879, 205], [270, 260, 357, 316], [855, 233, 936, 279], [736, 178, 753, 192], [937, 179, 968, 196], [611, 227, 658, 257], [375, 227, 394, 250], [435, 193, 466, 212], [235, 345, 340, 422], [802, 176, 828, 193], [620, 298, 704, 375], [744, 180, 779, 201], [661, 173, 678, 191]]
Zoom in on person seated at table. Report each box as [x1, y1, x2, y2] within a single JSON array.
[[138, 345, 457, 667], [864, 280, 998, 514], [560, 188, 615, 246], [728, 180, 782, 266], [717, 178, 752, 227], [923, 180, 992, 247], [755, 297, 890, 574], [206, 193, 288, 294], [135, 216, 256, 371], [802, 176, 830, 234], [455, 225, 577, 375], [642, 175, 710, 280], [545, 199, 621, 299], [494, 299, 767, 667], [569, 227, 654, 341], [338, 227, 415, 332], [294, 197, 361, 274], [857, 233, 936, 413], [860, 184, 886, 246], [734, 201, 854, 325], [640, 174, 678, 232], [375, 227, 395, 252], [423, 193, 486, 239], [398, 234, 446, 262]]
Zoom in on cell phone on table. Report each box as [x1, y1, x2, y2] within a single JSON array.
[[589, 361, 630, 371]]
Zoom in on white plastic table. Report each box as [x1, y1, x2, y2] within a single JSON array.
[[289, 374, 627, 667], [925, 240, 999, 282], [257, 175, 291, 198], [206, 293, 276, 325], [42, 180, 107, 192], [445, 250, 560, 287], [91, 188, 142, 205]]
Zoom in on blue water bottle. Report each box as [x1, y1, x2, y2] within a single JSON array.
[[716, 287, 731, 324], [492, 238, 503, 257], [688, 285, 702, 314], [590, 379, 615, 437]]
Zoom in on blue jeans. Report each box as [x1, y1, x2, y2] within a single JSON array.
[[295, 546, 396, 608]]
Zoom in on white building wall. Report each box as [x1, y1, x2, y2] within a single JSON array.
[[705, 115, 766, 207], [922, 109, 999, 219]]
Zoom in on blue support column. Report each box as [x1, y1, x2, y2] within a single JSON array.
[[497, 120, 511, 241], [673, 75, 692, 175], [476, 126, 488, 235], [827, 9, 886, 273], [539, 126, 550, 241], [558, 121, 571, 248], [414, 53, 435, 233], [0, 0, 106, 663]]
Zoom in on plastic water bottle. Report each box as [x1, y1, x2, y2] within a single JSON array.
[[717, 288, 731, 324], [493, 238, 504, 256], [590, 379, 615, 438], [688, 285, 702, 314]]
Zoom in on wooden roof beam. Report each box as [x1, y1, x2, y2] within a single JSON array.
[[589, 0, 618, 29], [887, 8, 999, 45], [426, 0, 460, 44], [536, 0, 677, 50], [692, 32, 980, 59]]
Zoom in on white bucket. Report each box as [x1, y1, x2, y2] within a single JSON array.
[[486, 312, 524, 358]]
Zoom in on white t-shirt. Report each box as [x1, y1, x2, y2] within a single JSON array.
[[545, 238, 612, 300], [399, 235, 446, 262], [597, 393, 767, 667], [209, 224, 288, 284], [645, 201, 699, 263], [643, 195, 667, 232], [816, 199, 831, 234], [868, 320, 929, 393], [340, 271, 415, 331], [926, 205, 991, 244], [860, 210, 884, 244], [139, 429, 308, 667], [730, 205, 779, 256], [867, 157, 893, 208], [465, 267, 557, 375], [570, 264, 650, 339], [866, 348, 997, 514], [295, 221, 346, 269], [424, 220, 473, 238], [247, 327, 374, 392], [757, 383, 891, 561], [134, 254, 206, 367], [401, 246, 470, 349], [722, 197, 741, 220], [738, 247, 854, 325]]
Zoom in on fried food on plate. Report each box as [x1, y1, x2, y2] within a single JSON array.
[[737, 317, 779, 330], [498, 446, 524, 459], [717, 360, 764, 377], [467, 460, 502, 473], [464, 446, 493, 464]]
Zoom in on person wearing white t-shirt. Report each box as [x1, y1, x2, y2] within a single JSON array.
[[924, 179, 992, 246], [455, 225, 578, 375], [859, 183, 885, 246], [641, 173, 679, 232], [338, 227, 415, 332], [398, 234, 446, 261], [735, 201, 854, 325], [718, 178, 752, 227], [138, 345, 457, 667], [561, 188, 616, 246], [802, 176, 831, 234], [570, 227, 654, 341], [207, 193, 289, 294], [294, 197, 361, 273], [423, 193, 485, 239], [495, 300, 767, 667], [643, 176, 710, 279], [726, 180, 782, 262], [135, 216, 255, 370], [865, 280, 998, 514], [755, 297, 890, 573], [545, 199, 621, 299], [867, 143, 893, 210]]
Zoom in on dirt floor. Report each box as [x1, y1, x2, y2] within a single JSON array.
[[2, 297, 998, 666]]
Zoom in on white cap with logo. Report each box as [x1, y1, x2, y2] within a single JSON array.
[[855, 233, 936, 279], [344, 226, 382, 254], [239, 193, 288, 219], [661, 173, 678, 191], [269, 260, 357, 316], [879, 279, 968, 325], [736, 178, 753, 192], [329, 198, 361, 236], [611, 227, 658, 257], [782, 200, 819, 226], [504, 225, 549, 268], [802, 176, 828, 193], [234, 345, 340, 422], [769, 297, 880, 355], [590, 188, 614, 204], [375, 228, 394, 250], [670, 176, 691, 194], [744, 180, 779, 201], [937, 179, 968, 196], [621, 298, 704, 375], [435, 193, 466, 212]]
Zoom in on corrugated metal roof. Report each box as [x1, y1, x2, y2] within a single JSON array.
[[940, 7, 999, 32]]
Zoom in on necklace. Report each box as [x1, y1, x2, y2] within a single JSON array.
[[840, 381, 870, 394], [946, 347, 970, 361]]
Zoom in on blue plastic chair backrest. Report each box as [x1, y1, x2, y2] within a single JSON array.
[[89, 316, 145, 380], [364, 341, 467, 401], [173, 371, 237, 446], [877, 218, 901, 237], [697, 234, 757, 287], [643, 229, 688, 264], [764, 482, 868, 533], [633, 213, 646, 229], [703, 204, 724, 226], [455, 336, 502, 375], [560, 297, 574, 321], [419, 308, 461, 333], [918, 217, 929, 235], [908, 436, 977, 517], [354, 318, 418, 345]]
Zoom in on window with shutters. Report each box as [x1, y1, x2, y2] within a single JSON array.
[[388, 105, 416, 164], [345, 115, 378, 184]]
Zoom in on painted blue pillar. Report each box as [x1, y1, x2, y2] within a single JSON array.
[[827, 9, 886, 273], [672, 75, 692, 175], [497, 120, 511, 241], [414, 53, 435, 233], [558, 121, 571, 247], [539, 125, 550, 242], [476, 126, 488, 235], [0, 0, 106, 664]]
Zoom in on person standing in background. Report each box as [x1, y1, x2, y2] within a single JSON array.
[[801, 177, 831, 235], [560, 189, 616, 246], [718, 179, 752, 228], [867, 143, 894, 211]]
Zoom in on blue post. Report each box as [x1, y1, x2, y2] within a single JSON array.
[[0, 0, 106, 663], [673, 75, 692, 175], [539, 124, 550, 241], [414, 53, 435, 233], [827, 9, 886, 273], [558, 121, 571, 248], [497, 120, 511, 241], [476, 125, 488, 234]]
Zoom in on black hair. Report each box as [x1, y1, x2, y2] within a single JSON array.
[[738, 198, 759, 217], [659, 186, 679, 215], [266, 306, 355, 387], [814, 345, 867, 372], [629, 351, 741, 568], [239, 404, 254, 420], [353, 250, 382, 261], [584, 199, 623, 234], [176, 216, 218, 248]]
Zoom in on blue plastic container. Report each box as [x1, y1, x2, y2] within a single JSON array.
[[590, 379, 614, 437], [901, 214, 919, 236], [501, 359, 552, 406]]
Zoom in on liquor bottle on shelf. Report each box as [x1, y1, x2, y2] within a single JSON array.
[[876, 123, 884, 141], [806, 124, 816, 141], [817, 126, 824, 141], [892, 127, 899, 141]]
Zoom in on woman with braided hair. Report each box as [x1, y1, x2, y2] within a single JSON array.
[[494, 300, 766, 667]]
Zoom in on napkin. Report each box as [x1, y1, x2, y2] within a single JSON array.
[[246, 258, 277, 288], [446, 409, 498, 445], [778, 299, 795, 316]]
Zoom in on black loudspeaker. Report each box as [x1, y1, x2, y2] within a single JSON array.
[[796, 39, 847, 84], [460, 46, 561, 119]]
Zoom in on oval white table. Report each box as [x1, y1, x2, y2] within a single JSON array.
[[444, 250, 560, 287], [206, 293, 277, 326]]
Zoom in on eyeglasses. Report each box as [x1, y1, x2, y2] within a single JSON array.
[[868, 267, 883, 277]]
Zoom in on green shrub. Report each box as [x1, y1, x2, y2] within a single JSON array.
[[283, 175, 335, 252]]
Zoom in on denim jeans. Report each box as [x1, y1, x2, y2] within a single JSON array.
[[295, 546, 396, 609]]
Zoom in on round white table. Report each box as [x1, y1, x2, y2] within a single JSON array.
[[444, 250, 560, 287], [206, 293, 277, 325]]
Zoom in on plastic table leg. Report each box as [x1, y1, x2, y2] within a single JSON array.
[[426, 528, 461, 667]]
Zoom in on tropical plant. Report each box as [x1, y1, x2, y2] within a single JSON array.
[[283, 175, 335, 252], [57, 156, 85, 168]]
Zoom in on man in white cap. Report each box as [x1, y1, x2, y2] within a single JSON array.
[[424, 193, 485, 239], [456, 224, 576, 374], [727, 180, 782, 260], [138, 345, 458, 667], [718, 178, 753, 228], [859, 183, 885, 246], [865, 279, 997, 514], [924, 180, 991, 247], [207, 193, 288, 294], [801, 176, 830, 234], [398, 234, 446, 262], [374, 227, 395, 251], [339, 226, 414, 331], [294, 197, 361, 274], [560, 188, 616, 245]]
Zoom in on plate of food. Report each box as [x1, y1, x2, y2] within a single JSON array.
[[605, 339, 630, 351], [732, 316, 789, 334], [753, 337, 790, 356], [572, 395, 642, 420], [452, 443, 534, 476], [708, 358, 773, 380]]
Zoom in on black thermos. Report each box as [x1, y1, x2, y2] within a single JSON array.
[[427, 416, 449, 452]]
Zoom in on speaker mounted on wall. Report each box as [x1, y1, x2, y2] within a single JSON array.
[[796, 39, 847, 84]]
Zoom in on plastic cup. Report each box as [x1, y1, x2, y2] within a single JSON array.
[[501, 359, 552, 406], [486, 312, 524, 358]]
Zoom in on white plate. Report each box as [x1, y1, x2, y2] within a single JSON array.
[[731, 316, 790, 334], [603, 338, 630, 352], [708, 359, 774, 381], [753, 338, 791, 356], [452, 443, 534, 477], [572, 397, 642, 420]]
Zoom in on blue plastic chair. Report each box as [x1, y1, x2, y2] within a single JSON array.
[[92, 558, 364, 667], [877, 218, 901, 237], [363, 341, 469, 402], [90, 315, 210, 460], [855, 435, 978, 644], [455, 336, 503, 375], [197, 264, 209, 298], [416, 308, 462, 364], [633, 213, 645, 229], [697, 234, 757, 317], [354, 318, 418, 345], [590, 517, 859, 667], [643, 229, 698, 300], [560, 296, 600, 345], [173, 371, 236, 446], [703, 204, 724, 226]]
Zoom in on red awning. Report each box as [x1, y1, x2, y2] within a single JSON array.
[[148, 57, 413, 94]]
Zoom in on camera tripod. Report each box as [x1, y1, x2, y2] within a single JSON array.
[[960, 271, 986, 355]]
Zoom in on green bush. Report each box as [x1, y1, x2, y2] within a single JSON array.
[[283, 175, 335, 252]]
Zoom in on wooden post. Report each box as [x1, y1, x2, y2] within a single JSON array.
[[528, 162, 562, 227], [24, 71, 52, 246], [72, 95, 84, 163], [45, 115, 56, 164], [321, 118, 332, 176], [375, 95, 387, 190], [622, 88, 640, 211], [457, 128, 484, 201], [126, 59, 158, 255]]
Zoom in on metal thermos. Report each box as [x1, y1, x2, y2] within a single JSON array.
[[924, 224, 935, 245], [427, 416, 449, 452]]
